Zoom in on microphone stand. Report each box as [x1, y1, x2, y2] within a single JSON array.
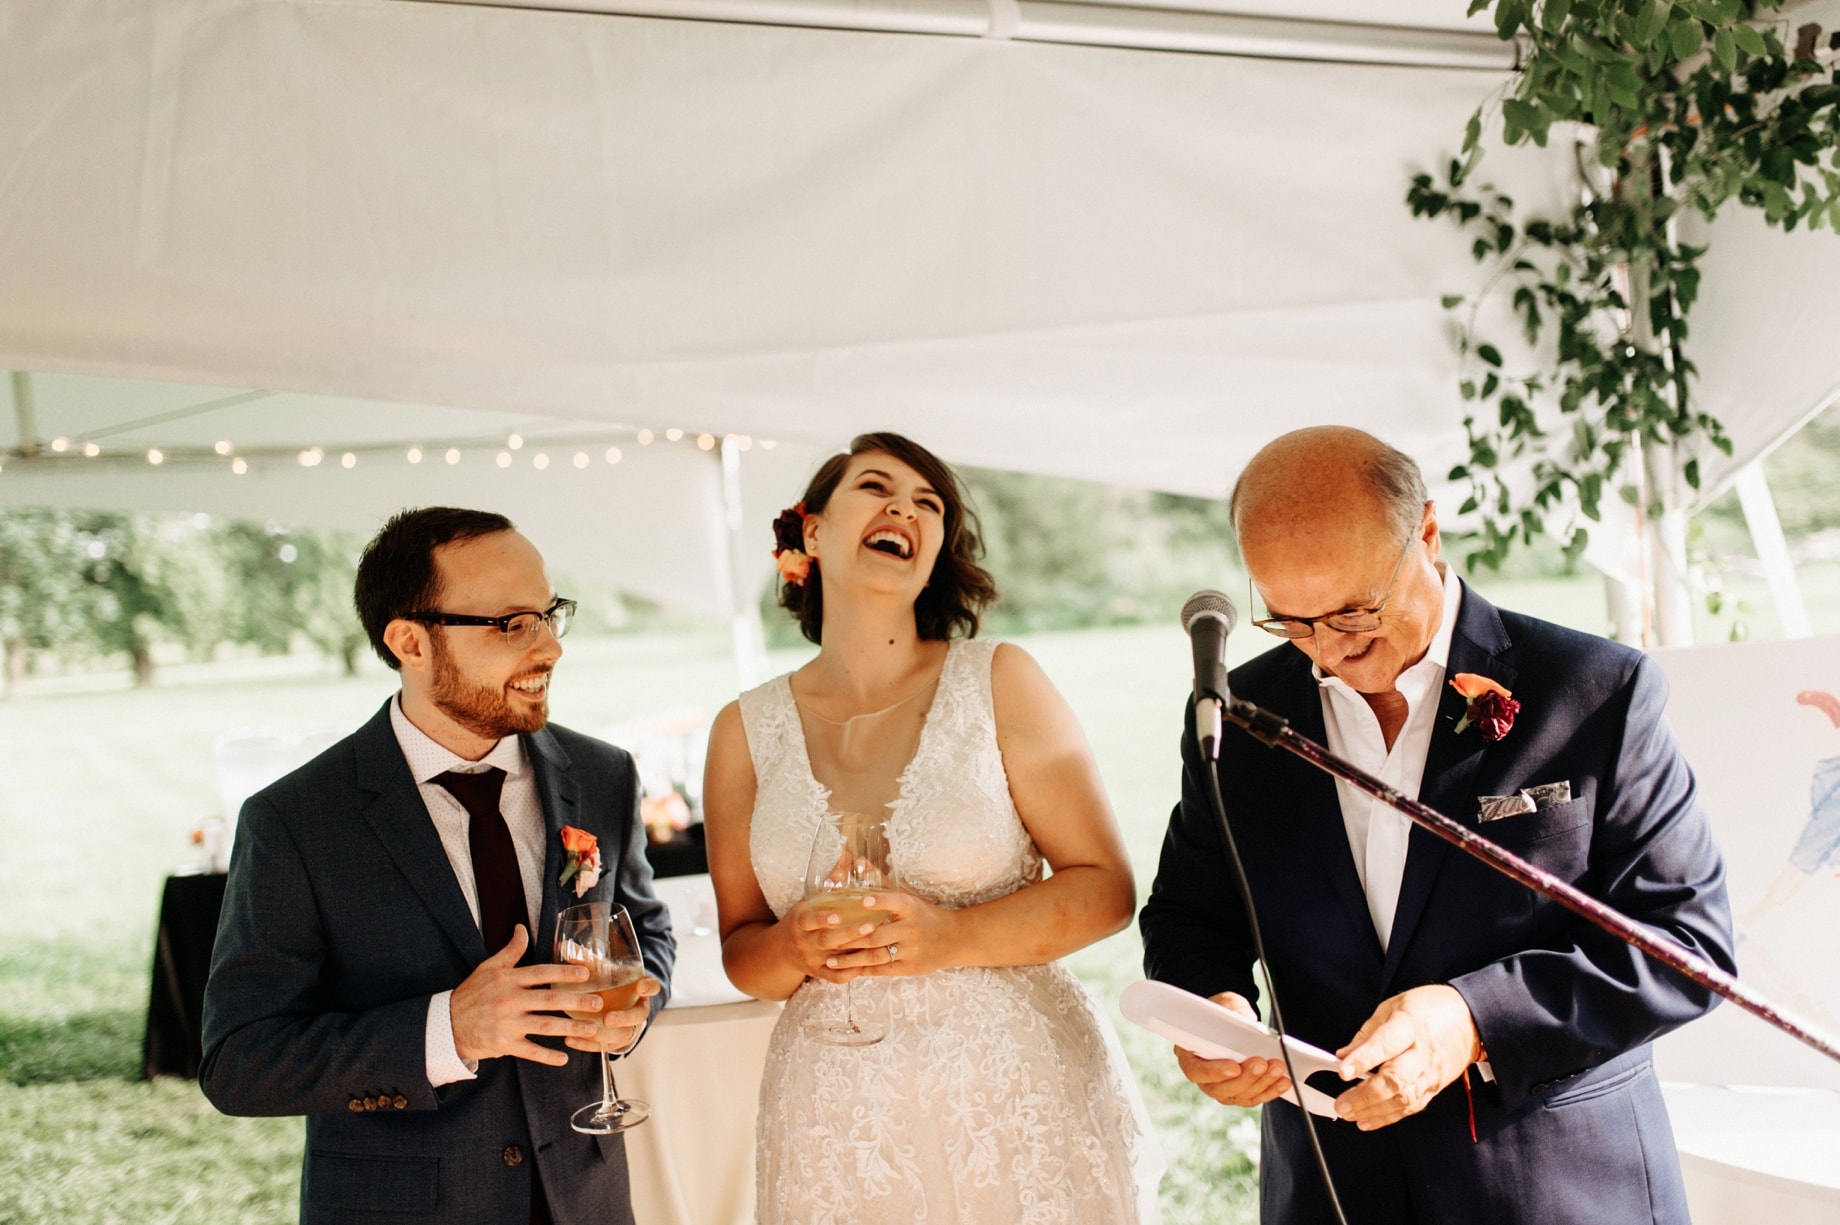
[[1212, 694, 1840, 1066]]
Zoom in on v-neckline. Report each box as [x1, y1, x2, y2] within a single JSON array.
[[782, 639, 960, 822]]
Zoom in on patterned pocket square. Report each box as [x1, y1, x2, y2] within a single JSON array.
[[1478, 781, 1572, 822]]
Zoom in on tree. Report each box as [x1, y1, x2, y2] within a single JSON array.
[[215, 522, 367, 675], [73, 513, 226, 685], [0, 510, 94, 697], [1409, 0, 1840, 642]]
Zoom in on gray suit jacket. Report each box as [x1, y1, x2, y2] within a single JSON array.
[[201, 700, 675, 1225]]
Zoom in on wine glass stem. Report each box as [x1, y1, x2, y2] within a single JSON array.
[[599, 1048, 615, 1113], [845, 977, 861, 1031]]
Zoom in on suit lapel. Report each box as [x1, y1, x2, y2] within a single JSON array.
[[353, 700, 487, 965], [525, 726, 579, 964], [1271, 653, 1383, 964], [1379, 584, 1516, 990]]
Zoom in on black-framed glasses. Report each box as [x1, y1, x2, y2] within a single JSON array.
[[1250, 538, 1414, 639], [406, 597, 576, 648]]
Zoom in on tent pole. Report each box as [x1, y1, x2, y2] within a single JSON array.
[[720, 436, 769, 690], [9, 372, 39, 457], [1734, 462, 1812, 639]]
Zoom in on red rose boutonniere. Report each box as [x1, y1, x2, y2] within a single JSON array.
[[1451, 673, 1520, 742], [558, 825, 603, 898], [772, 502, 812, 586]]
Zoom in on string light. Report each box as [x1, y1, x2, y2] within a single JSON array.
[[696, 433, 715, 451], [761, 440, 777, 450], [507, 433, 524, 450], [533, 453, 549, 470], [50, 437, 69, 453], [147, 448, 164, 465], [496, 451, 513, 469], [732, 435, 753, 451], [82, 442, 101, 458], [213, 440, 233, 456], [665, 428, 684, 442], [445, 448, 461, 465], [572, 452, 589, 469], [637, 429, 654, 445], [605, 447, 622, 464], [340, 452, 357, 469], [298, 448, 323, 467], [406, 446, 423, 464], [232, 457, 248, 475]]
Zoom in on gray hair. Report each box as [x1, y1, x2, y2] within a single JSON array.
[[1228, 435, 1428, 545]]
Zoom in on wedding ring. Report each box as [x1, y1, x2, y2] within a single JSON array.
[[887, 943, 899, 962]]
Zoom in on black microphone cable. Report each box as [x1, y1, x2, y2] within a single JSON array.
[[1182, 591, 1348, 1225]]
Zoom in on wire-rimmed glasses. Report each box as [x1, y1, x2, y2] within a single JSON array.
[[1248, 537, 1416, 639]]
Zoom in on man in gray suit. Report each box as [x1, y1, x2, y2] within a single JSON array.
[[202, 507, 674, 1225]]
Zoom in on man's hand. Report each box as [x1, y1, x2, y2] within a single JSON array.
[[563, 975, 663, 1055], [1174, 991, 1293, 1108], [1333, 984, 1481, 1130], [450, 926, 604, 1066]]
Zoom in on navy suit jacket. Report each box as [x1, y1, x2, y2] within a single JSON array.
[[1140, 584, 1733, 1225], [201, 700, 675, 1225]]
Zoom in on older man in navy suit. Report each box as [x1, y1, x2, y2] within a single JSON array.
[[1140, 428, 1733, 1224], [202, 507, 673, 1225]]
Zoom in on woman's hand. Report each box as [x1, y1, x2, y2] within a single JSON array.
[[782, 897, 882, 984], [837, 890, 959, 978]]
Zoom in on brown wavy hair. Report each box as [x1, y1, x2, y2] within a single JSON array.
[[779, 433, 997, 645]]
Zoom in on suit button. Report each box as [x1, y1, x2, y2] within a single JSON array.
[[348, 1098, 364, 1113], [392, 1095, 408, 1110], [363, 1097, 377, 1111], [502, 1145, 524, 1167]]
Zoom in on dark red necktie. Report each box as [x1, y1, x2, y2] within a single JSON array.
[[434, 768, 530, 953]]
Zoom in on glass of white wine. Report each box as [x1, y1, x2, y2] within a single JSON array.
[[801, 810, 894, 1047], [553, 901, 651, 1134]]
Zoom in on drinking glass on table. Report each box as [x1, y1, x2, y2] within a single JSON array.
[[802, 810, 894, 1047], [553, 901, 652, 1134]]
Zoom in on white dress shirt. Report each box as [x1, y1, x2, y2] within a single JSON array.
[[389, 695, 549, 1086], [1315, 563, 1463, 952]]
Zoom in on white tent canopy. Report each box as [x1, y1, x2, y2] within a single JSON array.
[[1, 0, 1837, 597]]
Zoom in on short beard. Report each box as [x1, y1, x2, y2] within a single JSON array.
[[428, 631, 549, 741]]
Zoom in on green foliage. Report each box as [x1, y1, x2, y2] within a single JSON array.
[[1411, 0, 1840, 571], [216, 523, 367, 675], [965, 469, 1238, 634], [73, 514, 228, 683], [0, 510, 371, 688]]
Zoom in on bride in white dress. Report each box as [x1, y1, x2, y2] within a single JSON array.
[[704, 432, 1161, 1224]]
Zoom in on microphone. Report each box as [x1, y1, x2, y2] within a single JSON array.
[[1181, 590, 1237, 760]]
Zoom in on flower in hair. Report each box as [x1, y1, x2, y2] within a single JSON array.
[[1451, 673, 1519, 742], [772, 502, 812, 586]]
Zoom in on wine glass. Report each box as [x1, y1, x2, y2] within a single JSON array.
[[553, 901, 651, 1134], [801, 810, 894, 1046]]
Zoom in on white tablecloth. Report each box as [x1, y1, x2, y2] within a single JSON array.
[[621, 874, 781, 1225], [1663, 1083, 1840, 1224]]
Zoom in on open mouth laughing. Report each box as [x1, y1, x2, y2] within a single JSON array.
[[864, 528, 914, 560]]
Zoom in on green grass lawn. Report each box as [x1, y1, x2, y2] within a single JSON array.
[[0, 574, 1618, 1223]]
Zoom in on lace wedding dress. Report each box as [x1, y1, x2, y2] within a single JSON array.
[[738, 638, 1161, 1225]]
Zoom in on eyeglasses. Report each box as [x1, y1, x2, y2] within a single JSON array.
[[406, 597, 576, 648], [1249, 538, 1414, 639]]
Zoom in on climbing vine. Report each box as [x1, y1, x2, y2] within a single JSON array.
[[1409, 0, 1840, 571]]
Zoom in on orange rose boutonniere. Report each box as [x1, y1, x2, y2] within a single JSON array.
[[1451, 673, 1520, 742], [558, 825, 603, 898]]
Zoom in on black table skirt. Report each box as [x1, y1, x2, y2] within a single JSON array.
[[142, 829, 709, 1079], [143, 871, 228, 1079]]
